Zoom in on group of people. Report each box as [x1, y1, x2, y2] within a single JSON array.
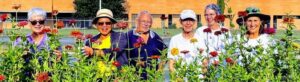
[[17, 3, 273, 80]]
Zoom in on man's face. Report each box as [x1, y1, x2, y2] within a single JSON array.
[[137, 14, 152, 33]]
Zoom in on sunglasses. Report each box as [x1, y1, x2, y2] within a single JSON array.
[[97, 22, 112, 26], [30, 20, 45, 25]]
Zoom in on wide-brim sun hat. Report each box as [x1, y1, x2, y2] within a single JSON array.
[[92, 9, 117, 24], [236, 7, 270, 25]]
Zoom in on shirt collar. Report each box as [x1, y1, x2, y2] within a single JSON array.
[[133, 28, 155, 38]]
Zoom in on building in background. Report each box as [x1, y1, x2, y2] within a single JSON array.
[[1, 0, 300, 30]]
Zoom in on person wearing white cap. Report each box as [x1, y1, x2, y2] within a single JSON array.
[[83, 9, 128, 68], [168, 9, 206, 75]]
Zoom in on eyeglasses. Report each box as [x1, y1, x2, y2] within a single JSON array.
[[97, 22, 112, 26], [30, 20, 45, 25]]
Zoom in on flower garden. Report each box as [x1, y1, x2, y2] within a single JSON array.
[[0, 3, 300, 82]]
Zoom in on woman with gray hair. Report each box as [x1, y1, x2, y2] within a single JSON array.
[[195, 4, 232, 66], [14, 8, 62, 79]]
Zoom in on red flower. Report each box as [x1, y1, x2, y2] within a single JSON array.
[[203, 28, 212, 33], [283, 17, 294, 24], [85, 34, 93, 39], [70, 30, 83, 37], [221, 28, 228, 33], [65, 44, 73, 50], [214, 31, 222, 36], [151, 55, 160, 59], [75, 35, 85, 41], [238, 11, 248, 17], [134, 43, 142, 48], [180, 50, 190, 54], [17, 21, 28, 27], [56, 20, 64, 29], [226, 57, 234, 64], [0, 28, 3, 34], [264, 28, 276, 35], [214, 14, 225, 23], [112, 48, 120, 52], [160, 15, 168, 20], [68, 19, 77, 25], [36, 72, 49, 82], [0, 14, 8, 21], [116, 21, 128, 29], [51, 28, 58, 34], [112, 61, 121, 67], [209, 51, 218, 57], [12, 4, 21, 10], [0, 74, 5, 81], [40, 27, 51, 34], [52, 10, 59, 16]]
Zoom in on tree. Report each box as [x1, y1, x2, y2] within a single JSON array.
[[73, 0, 126, 19]]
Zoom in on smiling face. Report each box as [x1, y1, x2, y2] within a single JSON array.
[[29, 15, 45, 33], [136, 14, 152, 33], [246, 16, 262, 34], [204, 9, 217, 26], [181, 18, 196, 33], [96, 17, 112, 36]]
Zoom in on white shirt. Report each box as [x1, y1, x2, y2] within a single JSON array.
[[196, 26, 232, 64], [167, 33, 206, 65]]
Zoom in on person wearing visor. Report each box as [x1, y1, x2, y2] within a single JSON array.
[[83, 9, 128, 67]]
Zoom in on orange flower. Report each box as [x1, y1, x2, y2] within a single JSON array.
[[151, 55, 160, 59], [70, 30, 83, 37], [40, 27, 51, 34], [17, 21, 28, 27], [36, 72, 49, 82], [112, 61, 121, 67], [190, 38, 198, 43], [171, 48, 179, 56], [0, 74, 5, 81], [52, 10, 59, 16], [56, 20, 64, 29], [51, 28, 58, 34], [12, 4, 21, 10], [133, 43, 142, 48]]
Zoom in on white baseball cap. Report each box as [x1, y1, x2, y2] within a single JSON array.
[[180, 9, 197, 20]]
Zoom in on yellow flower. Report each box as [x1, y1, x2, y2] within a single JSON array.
[[97, 61, 107, 74], [190, 38, 198, 43], [292, 42, 300, 49], [171, 48, 179, 56]]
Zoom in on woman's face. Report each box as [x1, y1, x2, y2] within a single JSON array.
[[29, 15, 45, 33], [96, 18, 112, 36], [205, 9, 217, 26], [181, 19, 196, 33], [246, 16, 262, 34]]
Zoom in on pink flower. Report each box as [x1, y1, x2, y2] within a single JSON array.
[[68, 19, 77, 25], [112, 61, 121, 67], [226, 57, 234, 64], [85, 34, 93, 39], [136, 37, 144, 44], [17, 21, 28, 27], [264, 28, 276, 35], [0, 74, 5, 81]]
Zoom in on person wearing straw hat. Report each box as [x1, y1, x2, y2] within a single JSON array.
[[83, 9, 128, 67]]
